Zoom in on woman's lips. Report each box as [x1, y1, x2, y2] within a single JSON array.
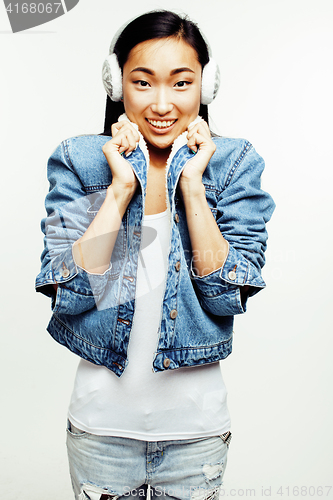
[[145, 118, 177, 133]]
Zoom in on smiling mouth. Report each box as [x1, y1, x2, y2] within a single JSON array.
[[146, 119, 177, 129]]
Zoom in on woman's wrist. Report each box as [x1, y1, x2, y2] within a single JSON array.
[[107, 180, 137, 206], [179, 176, 205, 200]]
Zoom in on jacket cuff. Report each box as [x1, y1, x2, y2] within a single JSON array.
[[219, 244, 266, 288], [191, 245, 266, 316], [35, 246, 112, 315]]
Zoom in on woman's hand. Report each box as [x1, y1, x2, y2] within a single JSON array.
[[102, 121, 140, 195], [180, 120, 216, 190]]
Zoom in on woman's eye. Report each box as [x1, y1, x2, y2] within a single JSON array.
[[134, 80, 150, 87], [174, 81, 192, 88]]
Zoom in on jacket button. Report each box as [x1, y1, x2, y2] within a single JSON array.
[[228, 270, 237, 281], [174, 213, 179, 223], [170, 309, 178, 319], [175, 261, 181, 272], [163, 358, 171, 368], [61, 268, 70, 278]]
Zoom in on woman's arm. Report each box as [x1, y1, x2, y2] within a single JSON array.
[[179, 122, 274, 316], [179, 178, 228, 277], [72, 121, 140, 274], [179, 121, 229, 276], [72, 183, 134, 274], [36, 122, 139, 314]]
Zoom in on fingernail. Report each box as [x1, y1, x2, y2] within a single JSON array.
[[125, 151, 131, 157], [120, 151, 124, 156], [191, 149, 196, 154]]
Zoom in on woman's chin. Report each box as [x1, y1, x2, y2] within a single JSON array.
[[142, 127, 187, 152], [146, 138, 173, 153]]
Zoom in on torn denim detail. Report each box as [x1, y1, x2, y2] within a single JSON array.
[[203, 462, 224, 482], [190, 485, 221, 500], [78, 482, 119, 500]]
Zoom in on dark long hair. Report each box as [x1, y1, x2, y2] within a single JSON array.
[[102, 10, 210, 135]]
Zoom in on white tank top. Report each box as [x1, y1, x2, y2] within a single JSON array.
[[68, 210, 231, 440]]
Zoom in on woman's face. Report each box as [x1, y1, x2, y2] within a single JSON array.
[[122, 37, 202, 151]]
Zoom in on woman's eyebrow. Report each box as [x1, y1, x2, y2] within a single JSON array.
[[170, 67, 195, 75], [130, 67, 195, 75], [130, 67, 154, 75]]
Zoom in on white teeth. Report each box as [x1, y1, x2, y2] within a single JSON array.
[[147, 119, 176, 128]]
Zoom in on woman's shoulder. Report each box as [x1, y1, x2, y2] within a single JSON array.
[[48, 134, 112, 189], [207, 135, 266, 189], [212, 135, 253, 157], [59, 133, 111, 156], [211, 135, 264, 168], [49, 134, 111, 164]]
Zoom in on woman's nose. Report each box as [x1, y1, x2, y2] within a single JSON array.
[[150, 88, 173, 115]]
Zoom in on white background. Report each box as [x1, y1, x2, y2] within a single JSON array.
[[1, 0, 332, 499]]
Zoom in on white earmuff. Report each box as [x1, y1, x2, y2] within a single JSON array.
[[201, 58, 220, 105], [102, 52, 220, 104], [102, 53, 123, 102]]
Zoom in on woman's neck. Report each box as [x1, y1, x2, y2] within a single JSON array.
[[147, 143, 172, 169], [144, 143, 171, 215]]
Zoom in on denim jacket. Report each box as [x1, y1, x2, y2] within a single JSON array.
[[35, 128, 275, 377]]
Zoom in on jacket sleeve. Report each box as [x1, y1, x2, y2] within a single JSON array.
[[191, 141, 275, 316], [35, 141, 112, 315]]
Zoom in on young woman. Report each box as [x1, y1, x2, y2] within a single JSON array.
[[36, 10, 275, 500]]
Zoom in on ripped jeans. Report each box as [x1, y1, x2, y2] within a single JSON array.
[[66, 420, 231, 500]]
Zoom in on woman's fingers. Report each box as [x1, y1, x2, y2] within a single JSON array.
[[118, 136, 130, 155], [108, 122, 140, 156], [102, 122, 140, 187], [187, 121, 211, 138], [111, 120, 139, 139], [187, 121, 213, 153], [183, 121, 216, 179]]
